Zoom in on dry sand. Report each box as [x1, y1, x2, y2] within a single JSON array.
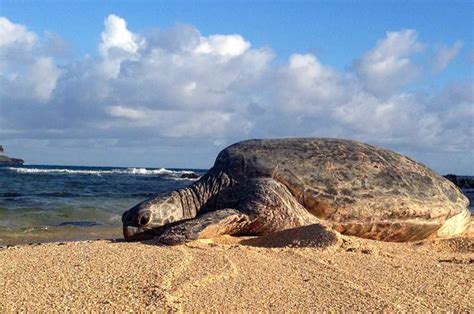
[[1, 225, 473, 312]]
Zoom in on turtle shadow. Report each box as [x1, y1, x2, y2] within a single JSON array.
[[112, 223, 340, 249], [110, 236, 168, 247], [239, 224, 340, 249]]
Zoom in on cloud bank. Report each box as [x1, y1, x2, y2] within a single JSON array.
[[0, 15, 472, 172]]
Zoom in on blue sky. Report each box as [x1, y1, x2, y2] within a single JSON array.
[[0, 1, 473, 173], [3, 1, 472, 69]]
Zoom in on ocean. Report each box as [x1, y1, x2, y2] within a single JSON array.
[[0, 165, 472, 246], [0, 165, 206, 246]]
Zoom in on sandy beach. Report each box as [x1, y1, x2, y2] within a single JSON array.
[[1, 225, 473, 312]]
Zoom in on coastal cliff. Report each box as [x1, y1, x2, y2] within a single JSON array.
[[0, 146, 24, 166]]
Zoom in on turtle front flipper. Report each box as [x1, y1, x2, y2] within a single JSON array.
[[157, 209, 251, 245]]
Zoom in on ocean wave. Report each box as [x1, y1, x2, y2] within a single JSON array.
[[6, 167, 200, 179], [108, 215, 122, 223]]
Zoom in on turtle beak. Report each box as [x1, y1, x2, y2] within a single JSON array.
[[122, 225, 156, 241], [123, 225, 138, 238]]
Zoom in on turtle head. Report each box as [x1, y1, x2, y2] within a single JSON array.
[[122, 192, 184, 241]]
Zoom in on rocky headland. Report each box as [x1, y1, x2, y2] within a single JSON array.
[[0, 145, 24, 166], [0, 156, 24, 166]]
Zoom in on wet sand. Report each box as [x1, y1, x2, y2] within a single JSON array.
[[0, 226, 122, 247], [1, 225, 473, 311]]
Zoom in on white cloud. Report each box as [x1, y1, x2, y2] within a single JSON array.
[[0, 16, 38, 70], [0, 17, 61, 102], [98, 14, 145, 78], [0, 15, 472, 171], [432, 40, 463, 72], [276, 54, 344, 113], [27, 57, 62, 101], [99, 14, 143, 57], [0, 16, 37, 50], [194, 34, 250, 58], [106, 105, 250, 138], [354, 30, 424, 96], [105, 25, 272, 113], [107, 105, 146, 120]]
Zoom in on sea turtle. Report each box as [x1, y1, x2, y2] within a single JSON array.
[[122, 138, 471, 244]]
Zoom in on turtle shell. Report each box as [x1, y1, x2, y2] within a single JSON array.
[[214, 138, 469, 241]]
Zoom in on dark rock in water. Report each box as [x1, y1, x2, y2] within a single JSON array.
[[59, 221, 102, 227], [180, 172, 199, 179], [445, 174, 474, 189]]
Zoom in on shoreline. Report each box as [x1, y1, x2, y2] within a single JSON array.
[[0, 225, 123, 247], [1, 226, 473, 311]]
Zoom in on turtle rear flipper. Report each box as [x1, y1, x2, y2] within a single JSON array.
[[157, 209, 251, 245]]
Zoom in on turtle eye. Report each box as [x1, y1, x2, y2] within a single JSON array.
[[137, 212, 151, 226]]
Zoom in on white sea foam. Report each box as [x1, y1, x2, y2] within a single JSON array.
[[108, 215, 122, 223], [7, 167, 200, 179]]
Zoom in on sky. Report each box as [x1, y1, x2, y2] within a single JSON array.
[[0, 1, 473, 174]]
